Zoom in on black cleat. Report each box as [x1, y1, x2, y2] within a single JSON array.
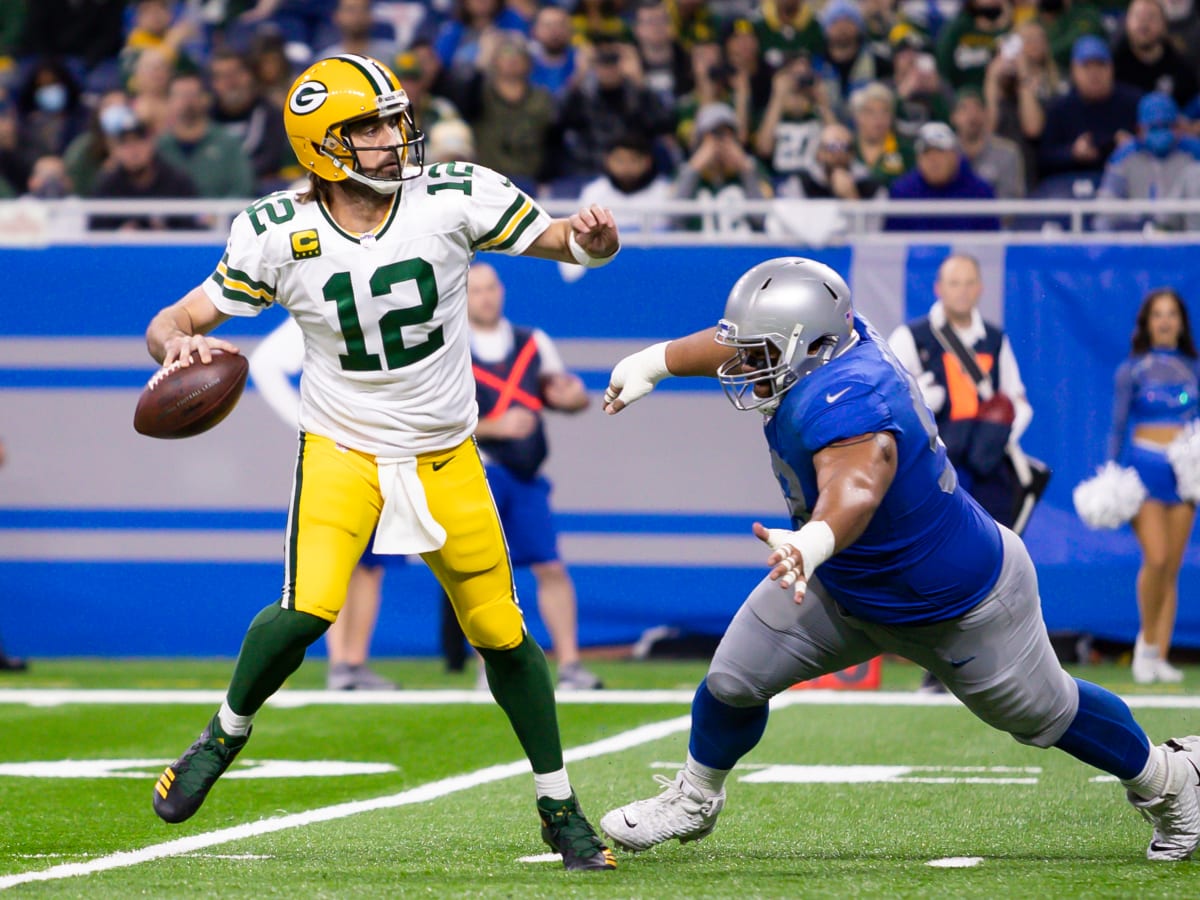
[[538, 793, 618, 871], [153, 714, 249, 824]]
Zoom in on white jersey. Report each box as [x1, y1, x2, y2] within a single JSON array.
[[202, 162, 551, 457]]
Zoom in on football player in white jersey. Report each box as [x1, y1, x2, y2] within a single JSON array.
[[145, 54, 620, 871]]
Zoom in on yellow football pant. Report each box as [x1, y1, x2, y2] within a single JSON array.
[[282, 433, 525, 650]]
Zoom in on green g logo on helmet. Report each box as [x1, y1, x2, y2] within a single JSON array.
[[289, 80, 329, 115]]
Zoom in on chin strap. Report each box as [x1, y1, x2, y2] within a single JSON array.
[[331, 157, 404, 195]]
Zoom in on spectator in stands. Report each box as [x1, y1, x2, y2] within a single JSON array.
[[579, 131, 673, 232], [752, 0, 826, 70], [820, 0, 886, 115], [721, 18, 775, 145], [983, 19, 1055, 191], [0, 89, 34, 195], [209, 49, 293, 192], [89, 108, 198, 231], [885, 120, 1000, 230], [455, 32, 555, 193], [754, 52, 836, 181], [558, 39, 674, 177], [1107, 288, 1200, 683], [952, 87, 1025, 198], [860, 0, 899, 62], [850, 81, 914, 190], [936, 0, 1013, 91], [316, 0, 399, 62], [669, 0, 720, 51], [425, 117, 476, 165], [118, 0, 199, 89], [157, 72, 254, 199], [248, 30, 295, 112], [672, 101, 770, 232], [393, 49, 461, 135], [63, 89, 131, 197], [888, 25, 952, 142], [529, 4, 581, 99], [1163, 158, 1200, 230], [435, 0, 530, 93], [1035, 0, 1107, 72], [633, 0, 694, 110], [1114, 0, 1199, 108], [570, 0, 631, 45], [17, 58, 87, 158], [777, 121, 883, 200], [248, 0, 339, 53], [25, 154, 72, 198], [1162, 0, 1200, 86], [1038, 36, 1141, 183], [128, 46, 175, 135], [19, 0, 125, 72], [1096, 93, 1200, 229]]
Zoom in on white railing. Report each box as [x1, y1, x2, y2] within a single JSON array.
[[2, 196, 1199, 247]]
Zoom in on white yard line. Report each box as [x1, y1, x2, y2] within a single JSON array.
[[1, 688, 1200, 708], [0, 710, 695, 891]]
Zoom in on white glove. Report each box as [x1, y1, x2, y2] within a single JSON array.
[[754, 520, 836, 602], [603, 341, 671, 413]]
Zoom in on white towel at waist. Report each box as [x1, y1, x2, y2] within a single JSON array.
[[372, 457, 447, 555]]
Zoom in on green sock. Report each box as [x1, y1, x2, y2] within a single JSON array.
[[226, 604, 330, 714], [478, 633, 564, 774]]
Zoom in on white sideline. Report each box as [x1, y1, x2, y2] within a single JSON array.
[[2, 688, 1200, 708], [0, 710, 699, 890]]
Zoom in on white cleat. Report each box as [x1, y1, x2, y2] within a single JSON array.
[[1156, 660, 1185, 684], [600, 771, 725, 852], [1128, 736, 1200, 861]]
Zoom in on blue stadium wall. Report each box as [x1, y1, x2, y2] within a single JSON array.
[[2, 242, 1199, 657]]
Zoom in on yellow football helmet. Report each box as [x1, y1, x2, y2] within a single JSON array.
[[284, 54, 425, 194]]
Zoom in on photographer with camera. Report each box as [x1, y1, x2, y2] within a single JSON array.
[[983, 20, 1057, 190], [887, 25, 954, 141], [754, 52, 836, 179], [673, 101, 770, 232]]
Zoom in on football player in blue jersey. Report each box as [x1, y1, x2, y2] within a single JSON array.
[[598, 257, 1200, 862]]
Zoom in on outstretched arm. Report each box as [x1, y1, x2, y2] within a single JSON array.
[[525, 204, 620, 265], [145, 286, 237, 366], [603, 327, 734, 414], [753, 432, 898, 602]]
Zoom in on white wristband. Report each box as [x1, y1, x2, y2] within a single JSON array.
[[568, 231, 619, 268], [793, 520, 836, 576]]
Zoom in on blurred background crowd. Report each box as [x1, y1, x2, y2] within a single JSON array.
[[3, 0, 1200, 232]]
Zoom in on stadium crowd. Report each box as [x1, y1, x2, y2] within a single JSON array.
[[2, 0, 1200, 231]]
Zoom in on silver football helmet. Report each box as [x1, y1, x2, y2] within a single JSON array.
[[715, 257, 856, 412]]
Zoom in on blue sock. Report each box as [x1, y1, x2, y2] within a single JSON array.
[[1054, 678, 1150, 779], [687, 679, 769, 770]]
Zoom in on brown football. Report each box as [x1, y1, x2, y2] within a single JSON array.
[[133, 349, 249, 439]]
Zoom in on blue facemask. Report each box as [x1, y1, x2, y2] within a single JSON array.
[[1144, 127, 1176, 158], [35, 83, 67, 113]]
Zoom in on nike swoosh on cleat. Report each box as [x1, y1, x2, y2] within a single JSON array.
[[1189, 759, 1200, 787], [432, 457, 454, 471], [825, 387, 851, 403], [623, 813, 638, 829], [950, 656, 975, 669]]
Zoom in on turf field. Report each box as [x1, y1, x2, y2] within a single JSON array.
[[1, 657, 1198, 898]]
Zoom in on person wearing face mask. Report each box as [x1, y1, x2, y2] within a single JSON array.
[[1095, 92, 1200, 230], [17, 59, 87, 159], [935, 0, 1014, 91], [578, 132, 673, 232], [1034, 0, 1106, 73]]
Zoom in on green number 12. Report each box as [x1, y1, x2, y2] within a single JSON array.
[[322, 258, 444, 372]]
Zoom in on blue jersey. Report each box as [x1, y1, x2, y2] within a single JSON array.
[[764, 315, 1003, 625]]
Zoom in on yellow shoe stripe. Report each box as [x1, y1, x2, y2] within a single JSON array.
[[163, 767, 175, 783], [155, 782, 169, 799]]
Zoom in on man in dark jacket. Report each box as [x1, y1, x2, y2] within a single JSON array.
[[885, 121, 999, 230], [1039, 35, 1141, 180]]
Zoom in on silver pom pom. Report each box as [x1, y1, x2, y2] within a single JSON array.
[[1073, 462, 1147, 529], [1166, 422, 1200, 503]]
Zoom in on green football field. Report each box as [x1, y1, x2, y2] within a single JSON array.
[[1, 657, 1199, 898]]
